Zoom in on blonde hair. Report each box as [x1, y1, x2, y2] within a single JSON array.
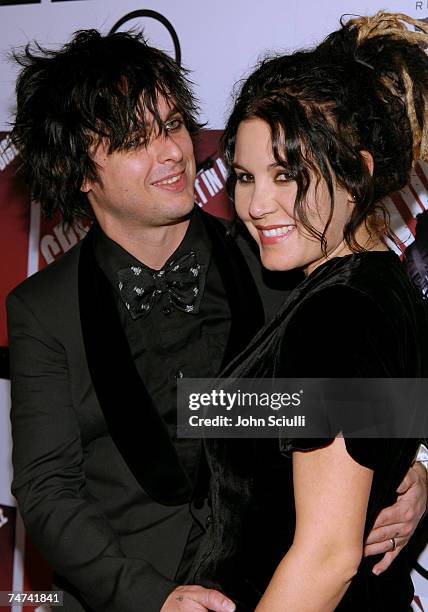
[[348, 11, 428, 163]]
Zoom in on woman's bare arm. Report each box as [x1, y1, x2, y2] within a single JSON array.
[[256, 437, 373, 612]]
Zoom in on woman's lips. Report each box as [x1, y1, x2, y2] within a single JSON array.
[[256, 225, 296, 245], [152, 170, 187, 192]]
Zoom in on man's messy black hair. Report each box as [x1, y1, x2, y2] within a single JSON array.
[[11, 29, 202, 225]]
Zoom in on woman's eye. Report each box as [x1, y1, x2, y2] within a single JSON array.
[[276, 171, 295, 182], [236, 173, 254, 183]]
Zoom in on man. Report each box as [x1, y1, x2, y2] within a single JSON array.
[[7, 29, 427, 612]]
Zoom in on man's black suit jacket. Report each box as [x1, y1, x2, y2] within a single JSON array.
[[7, 211, 290, 612]]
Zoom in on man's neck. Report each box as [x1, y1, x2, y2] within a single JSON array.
[[98, 217, 191, 270]]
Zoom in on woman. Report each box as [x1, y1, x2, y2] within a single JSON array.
[[191, 12, 428, 611]]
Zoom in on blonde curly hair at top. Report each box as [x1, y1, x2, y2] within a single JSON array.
[[347, 11, 428, 163]]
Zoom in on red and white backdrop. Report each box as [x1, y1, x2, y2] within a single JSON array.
[[0, 1, 428, 610]]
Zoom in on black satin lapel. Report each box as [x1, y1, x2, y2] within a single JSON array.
[[201, 213, 265, 368], [78, 229, 192, 505]]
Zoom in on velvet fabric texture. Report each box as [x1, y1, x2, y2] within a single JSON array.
[[193, 251, 428, 611]]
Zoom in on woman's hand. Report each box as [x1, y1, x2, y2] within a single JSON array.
[[161, 585, 236, 612]]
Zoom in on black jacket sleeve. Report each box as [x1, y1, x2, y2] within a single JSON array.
[[7, 291, 176, 612]]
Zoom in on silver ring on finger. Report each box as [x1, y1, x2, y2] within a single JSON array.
[[389, 537, 396, 551]]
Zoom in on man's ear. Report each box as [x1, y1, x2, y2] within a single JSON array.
[[81, 176, 92, 194], [360, 150, 374, 176], [81, 138, 103, 193]]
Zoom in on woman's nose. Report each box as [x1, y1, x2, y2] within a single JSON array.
[[248, 185, 278, 219]]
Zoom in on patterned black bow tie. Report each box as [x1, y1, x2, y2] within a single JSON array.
[[117, 251, 204, 319]]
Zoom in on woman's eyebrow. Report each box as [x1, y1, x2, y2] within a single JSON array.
[[232, 161, 286, 170]]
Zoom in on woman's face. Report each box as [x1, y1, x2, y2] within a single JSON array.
[[233, 118, 354, 275]]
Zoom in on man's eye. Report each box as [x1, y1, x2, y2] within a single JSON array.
[[236, 173, 254, 183], [166, 117, 183, 131], [125, 136, 144, 149]]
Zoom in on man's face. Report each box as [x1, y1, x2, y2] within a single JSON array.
[[82, 95, 196, 234]]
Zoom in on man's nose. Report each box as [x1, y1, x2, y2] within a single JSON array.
[[157, 133, 184, 164]]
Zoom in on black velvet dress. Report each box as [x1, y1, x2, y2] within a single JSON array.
[[192, 251, 428, 611]]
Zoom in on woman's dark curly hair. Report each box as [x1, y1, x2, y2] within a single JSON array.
[[223, 12, 428, 253], [11, 29, 202, 225]]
